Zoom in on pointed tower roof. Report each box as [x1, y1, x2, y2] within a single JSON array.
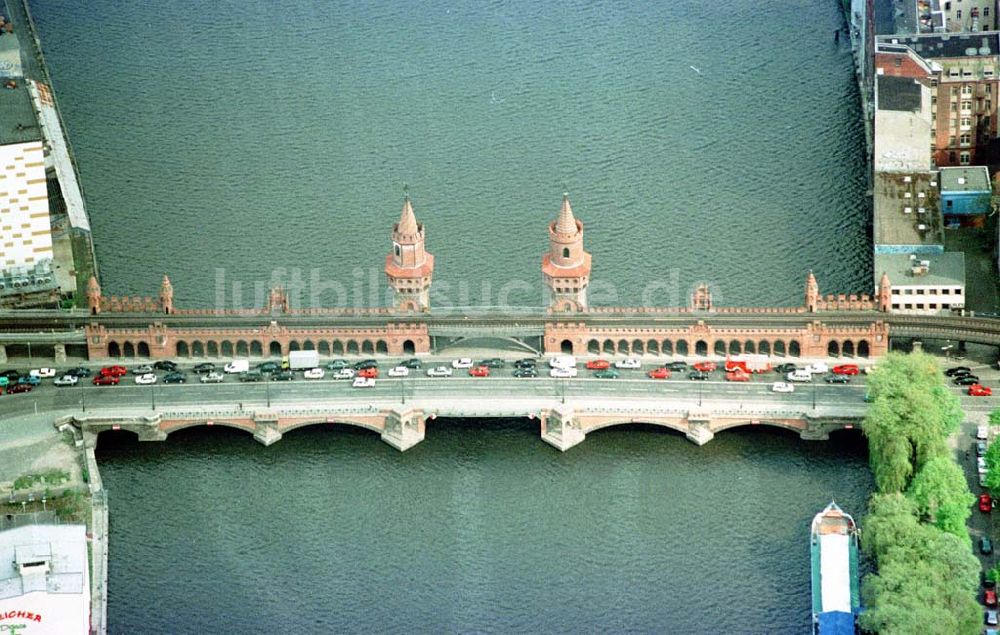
[[397, 194, 419, 236], [86, 275, 100, 294], [555, 193, 578, 234], [806, 270, 817, 287], [160, 274, 172, 291], [879, 271, 890, 288]]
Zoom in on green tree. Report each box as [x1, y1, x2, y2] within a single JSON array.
[[863, 352, 962, 492], [907, 456, 974, 539], [989, 408, 1000, 426], [985, 438, 1000, 492]]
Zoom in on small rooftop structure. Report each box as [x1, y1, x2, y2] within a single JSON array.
[[0, 81, 39, 146], [0, 524, 87, 601], [875, 252, 965, 287], [939, 166, 991, 193]]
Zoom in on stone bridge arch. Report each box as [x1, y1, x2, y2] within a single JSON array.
[[710, 418, 808, 435], [578, 416, 689, 436], [434, 336, 540, 355], [160, 419, 257, 436], [279, 417, 386, 436]]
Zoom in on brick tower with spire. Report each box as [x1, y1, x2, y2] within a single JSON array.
[[877, 272, 891, 312], [384, 193, 434, 311], [542, 193, 591, 312], [159, 275, 174, 314], [86, 275, 101, 315], [805, 271, 820, 312]]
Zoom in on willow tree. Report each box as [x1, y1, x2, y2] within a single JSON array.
[[863, 352, 962, 492]]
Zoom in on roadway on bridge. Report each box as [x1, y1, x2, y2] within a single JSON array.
[[1, 360, 993, 422]]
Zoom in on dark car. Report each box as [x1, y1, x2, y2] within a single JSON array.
[[688, 371, 710, 381], [353, 359, 378, 370], [665, 361, 688, 372], [153, 360, 178, 371], [193, 362, 216, 374], [979, 442, 989, 457], [400, 358, 423, 369], [65, 367, 92, 377], [594, 369, 620, 379], [257, 361, 280, 374], [239, 370, 264, 382], [0, 369, 22, 380], [6, 383, 32, 394], [774, 363, 797, 374], [982, 536, 994, 555], [945, 366, 972, 376], [514, 358, 537, 368], [954, 375, 981, 386], [825, 374, 850, 384], [513, 367, 537, 378], [163, 372, 186, 384], [272, 370, 294, 381], [325, 359, 349, 370], [17, 375, 41, 386], [477, 358, 505, 368]]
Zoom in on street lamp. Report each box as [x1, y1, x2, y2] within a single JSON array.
[[400, 376, 406, 405], [265, 376, 271, 408], [151, 383, 156, 411], [812, 381, 817, 411]]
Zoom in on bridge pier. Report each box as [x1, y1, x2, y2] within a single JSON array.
[[54, 343, 66, 364], [381, 408, 425, 451], [0, 344, 6, 364], [541, 405, 585, 451], [685, 409, 715, 446], [253, 414, 283, 446]]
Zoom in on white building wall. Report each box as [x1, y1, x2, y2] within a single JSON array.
[[889, 284, 964, 313], [0, 588, 90, 634], [0, 140, 51, 272], [874, 80, 933, 172]]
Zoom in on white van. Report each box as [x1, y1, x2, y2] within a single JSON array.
[[224, 359, 250, 374], [548, 355, 577, 369]]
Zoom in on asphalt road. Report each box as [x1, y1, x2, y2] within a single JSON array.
[[0, 358, 993, 419]]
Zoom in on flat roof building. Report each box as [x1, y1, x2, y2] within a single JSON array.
[[874, 74, 933, 172], [874, 251, 966, 314], [873, 171, 944, 254], [938, 165, 992, 215], [0, 524, 89, 635]]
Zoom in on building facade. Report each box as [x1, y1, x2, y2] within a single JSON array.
[[877, 34, 1000, 167], [0, 82, 55, 299], [874, 252, 966, 313]]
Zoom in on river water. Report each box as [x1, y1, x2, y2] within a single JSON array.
[[30, 0, 875, 632]]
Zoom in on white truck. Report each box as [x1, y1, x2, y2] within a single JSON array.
[[223, 359, 250, 374], [285, 350, 320, 371]]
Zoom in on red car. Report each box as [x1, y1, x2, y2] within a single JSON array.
[[100, 365, 128, 377], [726, 370, 750, 382], [6, 383, 32, 394], [981, 494, 993, 513], [970, 384, 993, 397], [692, 361, 717, 372], [469, 366, 490, 377], [986, 588, 998, 607], [832, 364, 859, 376], [586, 360, 611, 370], [357, 367, 379, 379], [93, 375, 120, 386], [647, 367, 670, 380]]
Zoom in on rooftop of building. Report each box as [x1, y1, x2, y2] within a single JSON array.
[[873, 171, 944, 248], [0, 524, 87, 601], [876, 75, 923, 112], [875, 251, 966, 287], [876, 32, 1000, 58], [0, 80, 39, 145], [938, 165, 992, 192]]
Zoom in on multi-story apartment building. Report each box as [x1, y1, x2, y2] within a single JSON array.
[[940, 0, 996, 32], [877, 33, 1000, 167]]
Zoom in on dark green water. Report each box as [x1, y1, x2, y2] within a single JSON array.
[[32, 0, 868, 309], [29, 0, 876, 631], [96, 423, 872, 634]]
